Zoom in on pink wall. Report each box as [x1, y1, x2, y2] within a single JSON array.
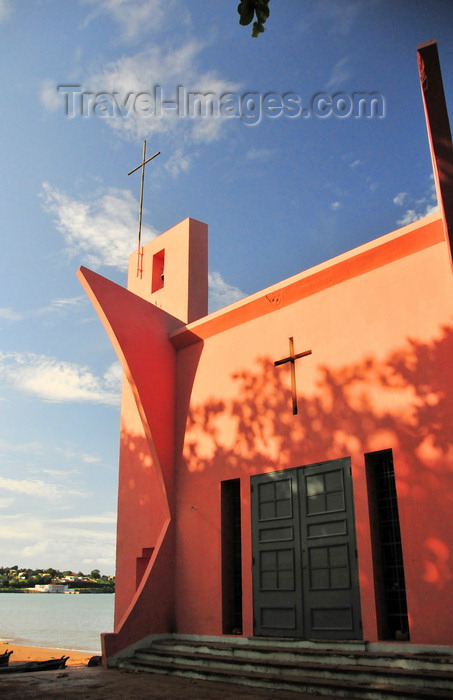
[[78, 219, 209, 660], [77, 266, 178, 659], [79, 212, 453, 660], [172, 213, 453, 645]]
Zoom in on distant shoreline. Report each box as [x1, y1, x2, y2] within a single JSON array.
[[0, 589, 113, 594]]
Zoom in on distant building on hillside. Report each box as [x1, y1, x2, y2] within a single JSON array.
[[30, 584, 69, 593]]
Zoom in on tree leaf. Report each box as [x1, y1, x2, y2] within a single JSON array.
[[238, 1, 255, 26]]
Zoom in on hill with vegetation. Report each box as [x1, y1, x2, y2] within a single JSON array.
[[0, 565, 114, 592]]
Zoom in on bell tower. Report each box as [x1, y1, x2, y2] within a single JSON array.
[[127, 217, 208, 327]]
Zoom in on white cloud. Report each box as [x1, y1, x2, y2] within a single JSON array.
[[41, 181, 155, 270], [82, 0, 181, 41], [246, 147, 278, 162], [54, 446, 101, 465], [164, 148, 191, 177], [0, 0, 12, 22], [40, 79, 61, 112], [296, 0, 363, 37], [0, 516, 40, 541], [330, 201, 342, 211], [187, 75, 242, 143], [38, 296, 87, 317], [397, 205, 438, 226], [349, 159, 361, 169], [40, 178, 247, 324], [0, 476, 87, 501], [60, 42, 240, 143], [0, 299, 85, 323], [21, 542, 48, 558], [42, 7, 240, 146], [0, 351, 121, 405], [393, 192, 407, 206], [38, 468, 80, 477], [0, 439, 44, 455], [56, 513, 116, 524], [209, 272, 246, 313], [396, 182, 438, 226], [46, 296, 86, 309], [0, 307, 23, 321], [325, 57, 351, 90], [0, 512, 116, 573], [103, 361, 123, 390]]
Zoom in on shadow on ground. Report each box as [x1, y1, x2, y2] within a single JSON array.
[[0, 666, 341, 699]]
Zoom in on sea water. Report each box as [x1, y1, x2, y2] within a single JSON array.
[[0, 593, 114, 652]]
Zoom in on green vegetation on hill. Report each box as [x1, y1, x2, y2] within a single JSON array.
[[0, 566, 114, 592]]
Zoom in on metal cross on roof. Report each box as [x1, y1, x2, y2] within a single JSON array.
[[128, 140, 160, 251]]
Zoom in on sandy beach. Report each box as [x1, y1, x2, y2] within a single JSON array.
[[1, 642, 96, 666]]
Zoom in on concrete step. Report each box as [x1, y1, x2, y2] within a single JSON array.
[[152, 637, 453, 673], [132, 646, 452, 691], [116, 637, 453, 700]]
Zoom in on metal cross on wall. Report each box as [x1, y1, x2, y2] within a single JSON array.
[[128, 140, 160, 276], [274, 337, 312, 415]]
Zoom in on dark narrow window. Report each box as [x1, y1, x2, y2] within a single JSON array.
[[221, 479, 243, 634], [365, 449, 409, 640], [151, 249, 165, 293]]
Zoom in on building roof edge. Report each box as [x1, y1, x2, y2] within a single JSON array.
[[170, 212, 444, 349]]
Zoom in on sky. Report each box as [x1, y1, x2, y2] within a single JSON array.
[[0, 0, 452, 577]]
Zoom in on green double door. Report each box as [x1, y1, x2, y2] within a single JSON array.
[[251, 458, 362, 639]]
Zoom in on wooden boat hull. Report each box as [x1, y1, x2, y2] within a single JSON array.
[[0, 655, 69, 673]]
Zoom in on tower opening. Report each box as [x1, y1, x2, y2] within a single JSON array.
[[152, 249, 165, 293]]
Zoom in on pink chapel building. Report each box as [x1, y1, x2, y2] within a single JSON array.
[[78, 42, 453, 664]]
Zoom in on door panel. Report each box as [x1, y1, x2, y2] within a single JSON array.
[[251, 472, 303, 636], [299, 460, 361, 639], [252, 458, 361, 639]]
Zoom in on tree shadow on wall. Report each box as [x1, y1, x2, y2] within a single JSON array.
[[182, 324, 453, 592]]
